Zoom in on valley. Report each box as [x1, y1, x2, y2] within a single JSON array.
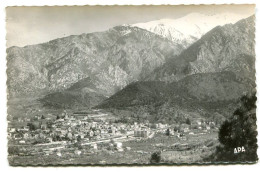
[[8, 107, 219, 165], [6, 11, 256, 165]]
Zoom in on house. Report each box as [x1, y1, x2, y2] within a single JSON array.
[[117, 148, 124, 152], [91, 143, 98, 150], [126, 131, 134, 135], [57, 152, 62, 157], [23, 133, 30, 139], [60, 130, 67, 136], [41, 124, 47, 130], [19, 140, 26, 144], [175, 132, 180, 138], [46, 137, 53, 143], [74, 150, 82, 155], [25, 118, 31, 122], [89, 131, 94, 137], [94, 131, 100, 136], [39, 133, 45, 138], [80, 134, 85, 139], [134, 129, 148, 138], [14, 134, 23, 140], [108, 127, 116, 135], [18, 118, 23, 122], [9, 128, 16, 133], [24, 126, 30, 131], [100, 129, 106, 134], [183, 127, 190, 133], [150, 124, 158, 129], [67, 132, 73, 140], [180, 124, 190, 133], [34, 134, 40, 139], [120, 129, 127, 134]]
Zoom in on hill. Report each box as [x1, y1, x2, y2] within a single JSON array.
[[98, 71, 253, 108]]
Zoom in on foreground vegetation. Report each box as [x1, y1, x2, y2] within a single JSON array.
[[207, 94, 258, 162]]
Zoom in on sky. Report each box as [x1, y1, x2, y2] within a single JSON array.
[[6, 5, 255, 48]]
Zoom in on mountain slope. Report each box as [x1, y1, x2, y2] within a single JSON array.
[[97, 16, 255, 121], [7, 25, 181, 103], [146, 15, 255, 82], [98, 71, 253, 109]]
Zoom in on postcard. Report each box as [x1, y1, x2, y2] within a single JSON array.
[[6, 5, 257, 165]]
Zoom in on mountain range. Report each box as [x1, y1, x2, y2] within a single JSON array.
[[7, 26, 179, 98], [132, 12, 250, 48], [6, 13, 255, 119], [146, 16, 255, 82], [98, 16, 255, 115]]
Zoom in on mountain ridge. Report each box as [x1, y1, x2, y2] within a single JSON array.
[[7, 25, 185, 110], [96, 16, 255, 122], [145, 15, 255, 82], [7, 15, 255, 115], [132, 12, 251, 48]]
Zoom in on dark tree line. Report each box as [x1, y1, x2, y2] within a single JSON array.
[[214, 93, 258, 162]]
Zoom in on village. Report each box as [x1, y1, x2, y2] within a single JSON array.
[[8, 109, 218, 163]]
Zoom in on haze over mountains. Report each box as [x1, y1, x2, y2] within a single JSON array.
[[6, 13, 255, 114]]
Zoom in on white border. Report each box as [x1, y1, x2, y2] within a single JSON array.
[[0, 0, 259, 172]]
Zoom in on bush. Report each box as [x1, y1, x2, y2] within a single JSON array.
[[165, 128, 170, 136], [150, 151, 161, 163], [8, 146, 20, 155]]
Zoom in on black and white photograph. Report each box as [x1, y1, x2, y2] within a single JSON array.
[[5, 4, 257, 165]]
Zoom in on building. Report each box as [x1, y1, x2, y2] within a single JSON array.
[[134, 129, 149, 138], [23, 133, 30, 139], [74, 150, 82, 155], [91, 143, 98, 150], [41, 124, 47, 130], [115, 142, 122, 149]]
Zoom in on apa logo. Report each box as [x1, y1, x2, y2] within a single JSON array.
[[234, 146, 246, 154]]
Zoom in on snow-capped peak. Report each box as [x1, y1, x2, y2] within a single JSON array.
[[131, 12, 251, 48]]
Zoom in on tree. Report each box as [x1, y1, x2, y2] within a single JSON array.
[[27, 122, 37, 131], [165, 128, 170, 136], [185, 118, 191, 125], [77, 135, 81, 142], [8, 146, 20, 155], [150, 151, 161, 163], [47, 121, 53, 129], [174, 126, 180, 132], [215, 94, 257, 162]]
